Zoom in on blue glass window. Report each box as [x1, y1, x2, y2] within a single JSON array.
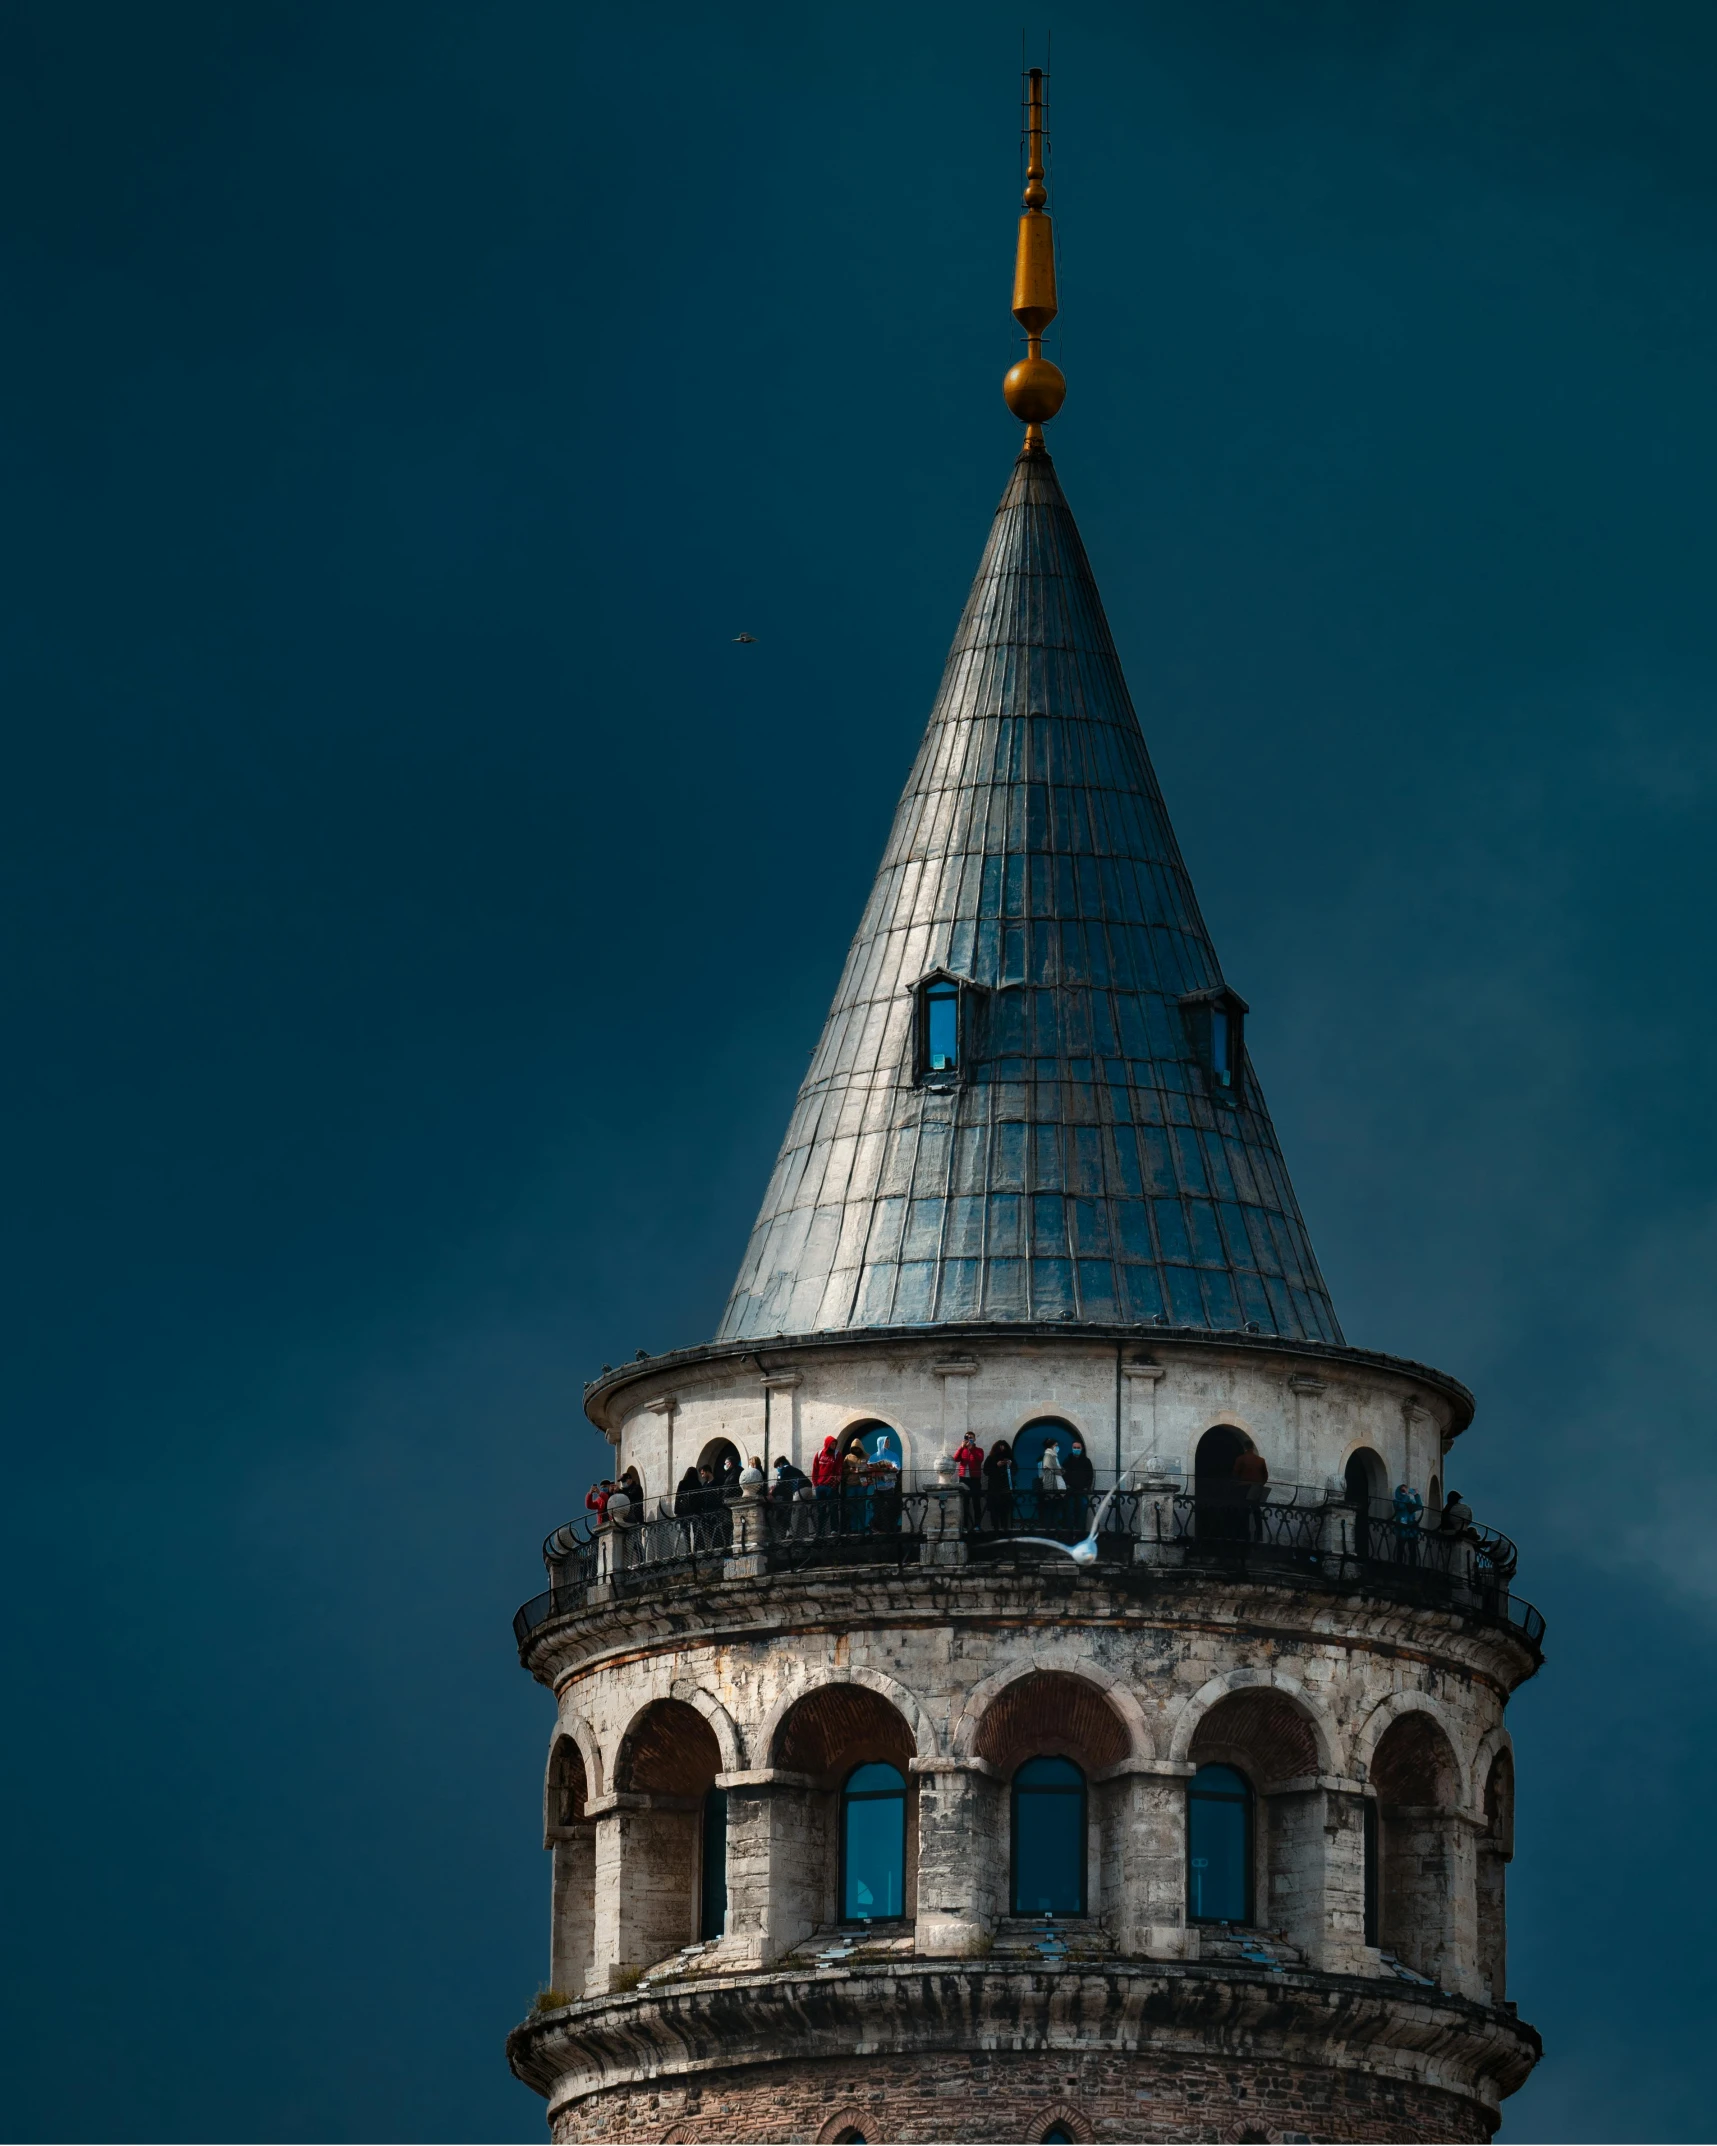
[[1012, 1756, 1086, 1914], [926, 980, 960, 1071], [842, 1762, 906, 1920], [1211, 1005, 1232, 1089], [1187, 1763, 1252, 1924]]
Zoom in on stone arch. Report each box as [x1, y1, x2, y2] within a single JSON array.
[[833, 1413, 910, 1472], [1369, 1705, 1464, 1986], [756, 1667, 936, 1773], [1476, 1739, 1514, 2003], [615, 1695, 724, 1797], [1352, 1690, 1475, 1807], [545, 1729, 597, 2001], [952, 1657, 1151, 1768], [766, 1677, 924, 1933], [770, 1679, 919, 1782], [545, 1732, 589, 1832], [668, 1679, 742, 1775], [1469, 1722, 1516, 1825], [551, 1708, 604, 1802], [1169, 1670, 1336, 1776]]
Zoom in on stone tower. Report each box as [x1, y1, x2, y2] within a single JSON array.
[[508, 75, 1541, 2145]]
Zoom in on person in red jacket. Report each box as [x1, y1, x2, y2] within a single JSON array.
[[811, 1436, 841, 1533], [954, 1433, 985, 1532]]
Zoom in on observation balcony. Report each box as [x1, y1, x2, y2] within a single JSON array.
[[513, 1474, 1543, 1655]]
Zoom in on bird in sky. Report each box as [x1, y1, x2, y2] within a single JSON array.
[[1011, 1473, 1138, 1564], [733, 632, 757, 643]]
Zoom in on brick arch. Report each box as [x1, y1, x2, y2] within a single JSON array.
[[1472, 1725, 1515, 1844], [814, 2111, 875, 2145], [668, 1679, 742, 1774], [1028, 2103, 1093, 2143], [1352, 1691, 1474, 1806], [972, 1669, 1132, 1777], [614, 1696, 723, 1797], [1370, 1709, 1460, 1810], [1168, 1670, 1335, 1777], [770, 1680, 918, 1787], [755, 1668, 935, 1772], [950, 1656, 1153, 1764]]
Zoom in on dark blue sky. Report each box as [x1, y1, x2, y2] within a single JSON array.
[[3, 3, 1715, 2139]]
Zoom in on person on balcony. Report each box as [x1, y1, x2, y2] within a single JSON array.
[[867, 1450, 902, 1534], [983, 1439, 1014, 1532], [1037, 1442, 1067, 1531], [955, 1432, 985, 1531], [673, 1466, 702, 1515], [618, 1464, 644, 1517], [1438, 1488, 1473, 1537], [1233, 1446, 1269, 1542], [811, 1436, 841, 1534], [1064, 1437, 1095, 1533], [1392, 1481, 1424, 1564], [585, 1479, 613, 1525], [841, 1443, 868, 1532]]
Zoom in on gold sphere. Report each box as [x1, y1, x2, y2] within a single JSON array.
[[1002, 355, 1066, 425]]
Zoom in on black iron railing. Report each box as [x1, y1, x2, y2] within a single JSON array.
[[514, 1479, 1542, 1650]]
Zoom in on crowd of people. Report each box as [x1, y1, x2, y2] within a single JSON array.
[[577, 1433, 1103, 1542]]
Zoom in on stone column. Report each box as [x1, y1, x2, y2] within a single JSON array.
[[912, 1759, 1003, 1955], [589, 1793, 701, 1989], [716, 1769, 827, 1967], [1098, 1760, 1197, 1959], [549, 1822, 597, 1997], [1263, 1777, 1373, 1975], [762, 1370, 802, 1472], [1286, 1372, 1325, 1486], [1123, 1360, 1166, 1473]]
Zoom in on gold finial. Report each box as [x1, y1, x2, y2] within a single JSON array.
[[1003, 65, 1066, 452]]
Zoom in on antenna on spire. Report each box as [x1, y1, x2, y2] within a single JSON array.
[[1003, 62, 1066, 453]]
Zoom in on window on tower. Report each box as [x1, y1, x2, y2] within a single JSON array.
[[913, 970, 980, 1085], [1178, 986, 1248, 1106]]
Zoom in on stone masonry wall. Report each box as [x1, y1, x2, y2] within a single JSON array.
[[547, 2046, 1492, 2144]]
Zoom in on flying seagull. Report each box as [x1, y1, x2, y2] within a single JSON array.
[[1011, 1472, 1140, 1565], [733, 632, 757, 643]]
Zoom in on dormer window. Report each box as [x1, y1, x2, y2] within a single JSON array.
[[1179, 985, 1248, 1106], [911, 969, 978, 1086]]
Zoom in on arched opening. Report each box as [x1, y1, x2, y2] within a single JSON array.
[[546, 1737, 595, 1999], [835, 1419, 903, 1468], [977, 1671, 1129, 1927], [1188, 1690, 1322, 1946], [1012, 1417, 1093, 1531], [1194, 1424, 1257, 1542], [841, 1762, 907, 1920], [1186, 1762, 1252, 1923], [696, 1437, 741, 1485], [772, 1684, 918, 1937], [609, 1699, 723, 1979], [1478, 1748, 1513, 2003], [1345, 1446, 1387, 1558], [1012, 1756, 1087, 1915], [1371, 1710, 1461, 1985]]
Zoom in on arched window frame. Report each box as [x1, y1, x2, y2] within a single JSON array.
[[1010, 1754, 1089, 1916], [1178, 984, 1248, 1107], [1186, 1761, 1255, 1925], [839, 1761, 907, 1923]]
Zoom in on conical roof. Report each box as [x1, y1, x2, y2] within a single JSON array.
[[718, 447, 1341, 1347]]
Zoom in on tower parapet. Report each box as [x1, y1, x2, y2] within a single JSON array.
[[507, 77, 1540, 2144]]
